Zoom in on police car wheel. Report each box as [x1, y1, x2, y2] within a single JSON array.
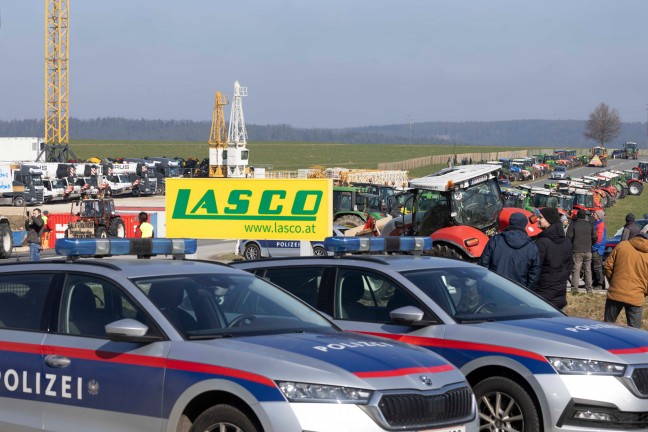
[[190, 404, 258, 432], [474, 376, 540, 432], [243, 244, 261, 260], [313, 246, 327, 256]]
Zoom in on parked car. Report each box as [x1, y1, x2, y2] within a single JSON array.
[[550, 165, 569, 179], [0, 237, 478, 432], [603, 215, 648, 260], [234, 236, 648, 432], [238, 225, 348, 259]]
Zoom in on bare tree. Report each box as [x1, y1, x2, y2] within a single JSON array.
[[583, 102, 621, 146]]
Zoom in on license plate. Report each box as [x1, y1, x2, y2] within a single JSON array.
[[419, 426, 465, 432]]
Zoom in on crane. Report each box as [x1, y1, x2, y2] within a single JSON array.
[[43, 0, 76, 162], [226, 81, 249, 178], [208, 91, 229, 177]]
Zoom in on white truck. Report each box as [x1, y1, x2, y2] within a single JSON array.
[[36, 162, 76, 202], [0, 162, 45, 206], [108, 161, 158, 196], [0, 137, 45, 162]]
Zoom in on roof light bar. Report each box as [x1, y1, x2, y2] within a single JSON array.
[[55, 238, 198, 257], [324, 236, 432, 253]]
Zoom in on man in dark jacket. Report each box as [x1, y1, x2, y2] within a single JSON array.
[[567, 209, 597, 293], [534, 207, 573, 309], [24, 208, 44, 262], [621, 213, 641, 241], [478, 212, 541, 289]]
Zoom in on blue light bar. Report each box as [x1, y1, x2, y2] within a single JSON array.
[[55, 238, 198, 257], [324, 236, 432, 253]]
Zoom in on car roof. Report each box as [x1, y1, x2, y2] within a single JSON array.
[[232, 254, 476, 273], [0, 258, 237, 279]]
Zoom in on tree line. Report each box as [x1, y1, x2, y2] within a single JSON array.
[[0, 117, 645, 148]]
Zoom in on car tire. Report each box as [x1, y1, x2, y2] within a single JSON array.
[[95, 226, 108, 239], [0, 223, 13, 259], [243, 243, 261, 260], [131, 187, 141, 198], [12, 196, 25, 207], [109, 218, 126, 238], [474, 376, 540, 432], [190, 404, 258, 432], [313, 245, 327, 256]]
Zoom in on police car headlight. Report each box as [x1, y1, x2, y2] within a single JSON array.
[[276, 381, 373, 404], [547, 357, 626, 376]]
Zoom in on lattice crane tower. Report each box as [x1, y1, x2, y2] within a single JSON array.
[[208, 91, 229, 177], [226, 81, 249, 178], [44, 0, 75, 162]]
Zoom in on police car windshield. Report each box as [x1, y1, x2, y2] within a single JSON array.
[[131, 273, 334, 339], [400, 267, 562, 323]]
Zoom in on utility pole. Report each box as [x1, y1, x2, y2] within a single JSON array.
[[408, 115, 412, 145]]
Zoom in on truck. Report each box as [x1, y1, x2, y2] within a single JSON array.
[[141, 157, 182, 194], [0, 163, 45, 206], [36, 162, 77, 202], [381, 164, 539, 261], [109, 161, 158, 196], [0, 137, 45, 162]]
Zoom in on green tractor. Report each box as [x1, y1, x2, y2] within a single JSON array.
[[332, 186, 387, 228]]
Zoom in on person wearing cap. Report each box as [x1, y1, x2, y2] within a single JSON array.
[[591, 210, 607, 290], [603, 232, 648, 328], [567, 209, 598, 293], [560, 214, 569, 234], [621, 213, 640, 241], [534, 207, 573, 309], [478, 212, 541, 290]]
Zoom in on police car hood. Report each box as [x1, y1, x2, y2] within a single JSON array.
[[467, 316, 648, 363], [192, 331, 463, 390]]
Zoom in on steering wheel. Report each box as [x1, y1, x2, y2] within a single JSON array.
[[473, 302, 496, 314], [227, 314, 257, 328]]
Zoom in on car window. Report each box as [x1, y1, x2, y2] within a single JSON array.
[[401, 267, 561, 322], [0, 273, 52, 331], [335, 269, 425, 322], [261, 267, 324, 309], [132, 273, 333, 338], [59, 274, 152, 338]]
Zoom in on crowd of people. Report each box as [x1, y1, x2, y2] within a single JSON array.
[[479, 208, 648, 329]]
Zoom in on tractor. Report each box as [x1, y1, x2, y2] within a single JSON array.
[[619, 141, 639, 159], [66, 197, 126, 239], [332, 186, 387, 228]]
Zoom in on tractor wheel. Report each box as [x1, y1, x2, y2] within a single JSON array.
[[12, 196, 25, 207], [620, 185, 628, 199], [0, 224, 13, 259], [95, 226, 108, 239], [431, 244, 465, 261], [109, 218, 126, 238], [629, 182, 643, 196], [334, 215, 365, 228]]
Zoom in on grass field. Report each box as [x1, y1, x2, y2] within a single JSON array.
[[69, 140, 520, 177]]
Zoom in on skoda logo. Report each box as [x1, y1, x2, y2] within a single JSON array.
[[419, 376, 433, 386]]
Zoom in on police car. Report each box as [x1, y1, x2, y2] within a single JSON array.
[[238, 225, 349, 259], [233, 236, 648, 432], [0, 237, 477, 432]]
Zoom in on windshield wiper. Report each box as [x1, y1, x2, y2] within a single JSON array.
[[187, 333, 234, 340]]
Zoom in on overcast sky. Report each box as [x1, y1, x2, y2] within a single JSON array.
[[1, 1, 647, 128]]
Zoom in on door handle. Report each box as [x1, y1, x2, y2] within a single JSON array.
[[45, 354, 71, 368]]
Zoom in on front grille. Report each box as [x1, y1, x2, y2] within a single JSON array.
[[378, 386, 473, 428], [631, 368, 648, 395]]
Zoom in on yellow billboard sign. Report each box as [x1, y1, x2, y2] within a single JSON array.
[[166, 178, 332, 240]]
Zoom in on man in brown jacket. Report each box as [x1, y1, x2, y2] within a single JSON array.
[[603, 232, 648, 328]]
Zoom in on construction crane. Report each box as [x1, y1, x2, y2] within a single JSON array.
[[226, 81, 249, 178], [43, 0, 76, 162], [208, 91, 229, 177]]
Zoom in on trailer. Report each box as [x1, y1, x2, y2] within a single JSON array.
[[0, 137, 45, 162]]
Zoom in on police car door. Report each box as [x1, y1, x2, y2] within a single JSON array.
[[0, 272, 53, 432], [42, 274, 168, 432]]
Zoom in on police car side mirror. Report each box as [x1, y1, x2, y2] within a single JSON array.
[[105, 318, 162, 343], [390, 306, 427, 325]]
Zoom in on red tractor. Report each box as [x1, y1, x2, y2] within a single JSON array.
[[381, 164, 539, 261]]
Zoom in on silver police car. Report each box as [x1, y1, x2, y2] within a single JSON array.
[[238, 226, 349, 259], [0, 238, 477, 432], [233, 237, 648, 432]]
